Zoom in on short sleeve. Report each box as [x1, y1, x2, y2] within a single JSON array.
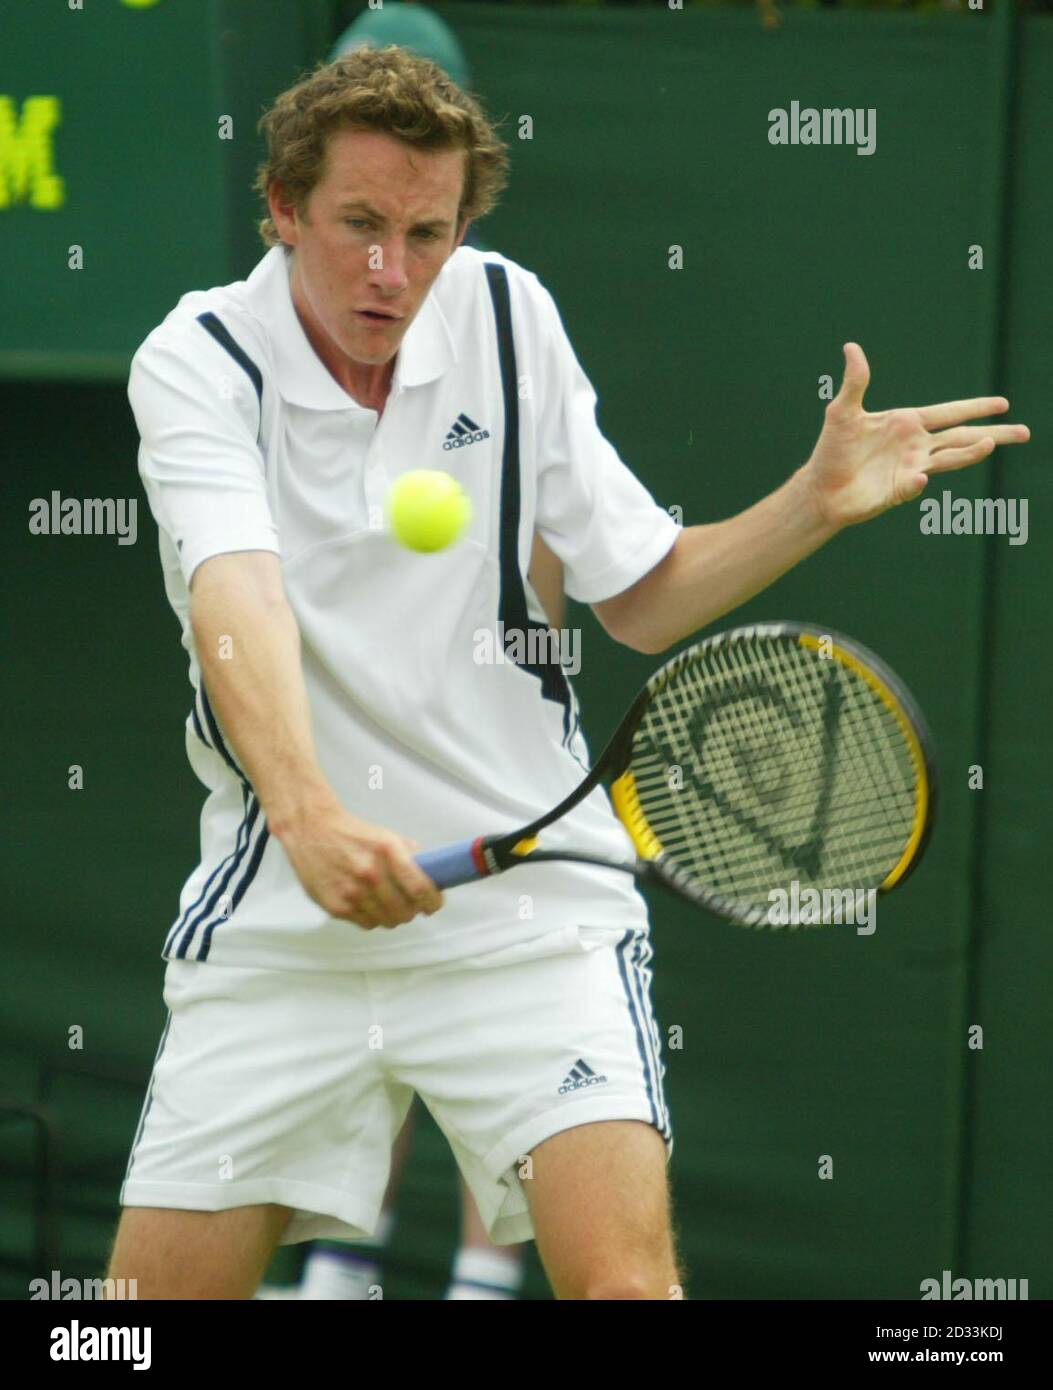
[[129, 323, 280, 586], [528, 277, 680, 604]]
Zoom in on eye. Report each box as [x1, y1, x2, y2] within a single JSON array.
[[345, 218, 370, 230], [415, 229, 439, 240]]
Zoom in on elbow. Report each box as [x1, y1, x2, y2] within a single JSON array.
[[602, 540, 682, 656], [604, 609, 670, 657], [594, 589, 670, 657], [626, 627, 671, 658]]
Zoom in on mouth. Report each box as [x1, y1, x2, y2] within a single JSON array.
[[355, 309, 400, 326]]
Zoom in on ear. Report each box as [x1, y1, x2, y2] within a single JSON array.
[[268, 181, 302, 248], [453, 217, 471, 251]]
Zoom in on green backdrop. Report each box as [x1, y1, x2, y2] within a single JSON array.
[[1, 1, 1048, 1299]]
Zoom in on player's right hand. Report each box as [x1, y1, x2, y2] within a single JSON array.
[[275, 801, 444, 929]]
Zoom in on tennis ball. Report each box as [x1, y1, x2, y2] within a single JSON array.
[[387, 470, 472, 553]]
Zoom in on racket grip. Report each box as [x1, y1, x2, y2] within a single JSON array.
[[415, 837, 489, 890]]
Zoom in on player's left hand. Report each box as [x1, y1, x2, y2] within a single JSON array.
[[801, 343, 1030, 530]]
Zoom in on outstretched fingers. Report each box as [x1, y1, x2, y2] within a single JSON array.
[[914, 397, 1010, 430], [922, 438, 996, 475], [926, 421, 1031, 472]]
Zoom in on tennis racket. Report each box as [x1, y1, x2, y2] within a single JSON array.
[[415, 622, 937, 928]]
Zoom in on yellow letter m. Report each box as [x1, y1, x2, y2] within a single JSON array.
[[0, 96, 65, 209]]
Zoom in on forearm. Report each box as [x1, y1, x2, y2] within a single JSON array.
[[190, 554, 338, 836], [188, 552, 442, 928], [623, 466, 839, 654]]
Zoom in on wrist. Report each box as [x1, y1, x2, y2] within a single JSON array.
[[264, 775, 345, 842], [793, 460, 843, 542]]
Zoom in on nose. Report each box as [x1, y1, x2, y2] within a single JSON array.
[[368, 236, 410, 296]]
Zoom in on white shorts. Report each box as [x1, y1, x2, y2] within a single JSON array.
[[119, 923, 672, 1246]]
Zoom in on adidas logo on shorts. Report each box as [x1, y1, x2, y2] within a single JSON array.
[[558, 1058, 608, 1095]]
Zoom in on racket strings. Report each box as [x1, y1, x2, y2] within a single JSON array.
[[628, 636, 919, 911]]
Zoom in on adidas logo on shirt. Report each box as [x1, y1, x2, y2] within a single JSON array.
[[443, 412, 490, 450], [558, 1058, 609, 1095]]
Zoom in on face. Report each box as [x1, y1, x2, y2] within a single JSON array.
[[269, 128, 469, 387]]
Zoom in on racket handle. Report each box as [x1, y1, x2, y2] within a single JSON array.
[[415, 837, 490, 890]]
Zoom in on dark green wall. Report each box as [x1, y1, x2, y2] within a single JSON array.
[[1, 3, 1047, 1299]]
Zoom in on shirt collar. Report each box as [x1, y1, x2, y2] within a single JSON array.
[[245, 245, 457, 411]]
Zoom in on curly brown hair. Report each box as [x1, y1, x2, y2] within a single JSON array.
[[254, 45, 511, 248]]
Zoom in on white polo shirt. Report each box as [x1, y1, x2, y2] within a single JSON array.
[[130, 243, 681, 972]]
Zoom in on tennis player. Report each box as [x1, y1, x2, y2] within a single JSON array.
[[107, 47, 1028, 1300], [280, 6, 536, 1304]]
